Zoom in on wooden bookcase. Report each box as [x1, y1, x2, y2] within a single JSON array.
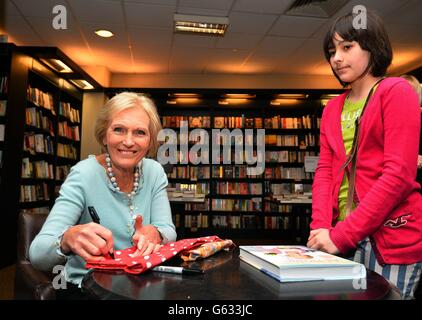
[[21, 70, 82, 210], [0, 43, 29, 267], [0, 43, 84, 268], [105, 89, 342, 245]]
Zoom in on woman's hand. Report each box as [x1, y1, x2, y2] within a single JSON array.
[[60, 223, 114, 261], [132, 215, 162, 256], [307, 228, 339, 255]]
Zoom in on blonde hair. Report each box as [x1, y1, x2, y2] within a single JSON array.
[[401, 74, 422, 106], [94, 92, 162, 157]]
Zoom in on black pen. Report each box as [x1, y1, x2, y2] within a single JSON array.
[[152, 266, 204, 275], [87, 206, 114, 259]]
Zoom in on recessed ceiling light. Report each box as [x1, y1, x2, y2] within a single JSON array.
[[270, 99, 301, 106], [275, 94, 308, 99], [168, 93, 200, 98], [218, 98, 249, 105], [223, 94, 256, 99], [95, 29, 114, 38], [320, 94, 340, 99]]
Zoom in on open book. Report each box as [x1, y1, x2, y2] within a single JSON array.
[[239, 245, 366, 282]]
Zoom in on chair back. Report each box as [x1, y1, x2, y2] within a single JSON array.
[[14, 211, 56, 300], [17, 212, 48, 262]]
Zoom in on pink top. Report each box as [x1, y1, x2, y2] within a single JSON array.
[[311, 77, 422, 264]]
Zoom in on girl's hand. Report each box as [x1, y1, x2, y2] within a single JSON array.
[[307, 228, 339, 254]]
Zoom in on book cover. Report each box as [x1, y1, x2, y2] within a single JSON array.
[[239, 245, 366, 282], [214, 117, 225, 128], [189, 116, 203, 128]]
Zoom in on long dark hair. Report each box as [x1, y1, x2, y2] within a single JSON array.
[[323, 10, 392, 87]]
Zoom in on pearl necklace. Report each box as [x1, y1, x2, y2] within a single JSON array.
[[105, 153, 142, 220]]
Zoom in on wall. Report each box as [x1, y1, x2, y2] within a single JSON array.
[[82, 65, 111, 88], [80, 92, 107, 159]]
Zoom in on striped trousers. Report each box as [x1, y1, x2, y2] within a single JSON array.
[[353, 238, 422, 300]]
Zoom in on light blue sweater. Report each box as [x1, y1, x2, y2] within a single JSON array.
[[29, 155, 177, 286]]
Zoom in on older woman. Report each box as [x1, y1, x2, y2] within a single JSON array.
[[29, 92, 176, 294]]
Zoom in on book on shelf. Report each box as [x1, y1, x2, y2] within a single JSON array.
[[189, 116, 203, 128], [214, 117, 225, 128], [239, 245, 366, 282], [0, 76, 8, 94], [167, 187, 206, 202], [170, 197, 205, 203], [0, 100, 6, 116], [20, 207, 50, 215], [272, 194, 312, 204], [304, 155, 320, 173], [0, 124, 4, 141]]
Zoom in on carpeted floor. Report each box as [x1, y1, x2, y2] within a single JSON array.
[[0, 265, 15, 300]]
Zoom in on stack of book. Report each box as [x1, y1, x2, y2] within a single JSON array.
[[272, 193, 312, 204], [167, 187, 205, 203], [239, 245, 366, 282]]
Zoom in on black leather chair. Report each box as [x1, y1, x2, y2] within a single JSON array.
[[14, 212, 56, 300]]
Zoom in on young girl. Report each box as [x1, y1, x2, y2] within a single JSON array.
[[307, 10, 422, 299]]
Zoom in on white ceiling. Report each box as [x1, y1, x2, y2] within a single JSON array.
[[3, 0, 422, 84]]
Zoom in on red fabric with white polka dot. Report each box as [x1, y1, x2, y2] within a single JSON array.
[[86, 235, 223, 274]]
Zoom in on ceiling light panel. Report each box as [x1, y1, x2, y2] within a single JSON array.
[[174, 14, 229, 36]]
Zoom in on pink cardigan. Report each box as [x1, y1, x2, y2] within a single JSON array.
[[311, 77, 422, 264]]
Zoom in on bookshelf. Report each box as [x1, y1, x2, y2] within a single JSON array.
[[262, 99, 320, 244], [105, 89, 341, 245], [0, 53, 9, 179], [21, 71, 82, 209], [0, 43, 28, 268], [0, 43, 90, 268]]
